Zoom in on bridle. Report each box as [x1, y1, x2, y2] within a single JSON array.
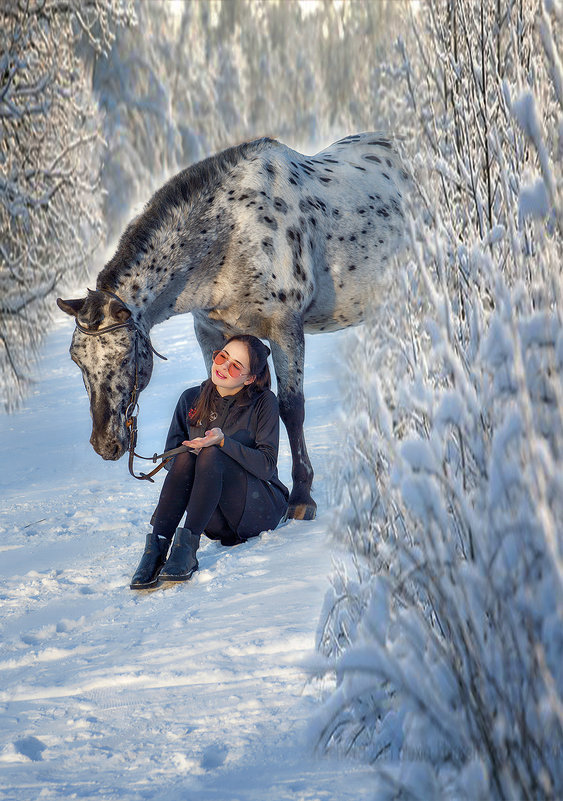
[[75, 288, 189, 482]]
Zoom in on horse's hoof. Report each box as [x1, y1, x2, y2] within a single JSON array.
[[284, 503, 317, 521]]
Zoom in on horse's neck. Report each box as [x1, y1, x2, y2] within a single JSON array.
[[102, 245, 213, 331], [123, 274, 202, 330]]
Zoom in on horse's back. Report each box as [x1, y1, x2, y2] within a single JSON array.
[[284, 133, 409, 331], [215, 132, 409, 336]]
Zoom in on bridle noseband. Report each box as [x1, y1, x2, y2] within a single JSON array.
[[74, 288, 185, 482]]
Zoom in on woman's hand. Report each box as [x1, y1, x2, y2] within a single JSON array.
[[182, 427, 224, 452]]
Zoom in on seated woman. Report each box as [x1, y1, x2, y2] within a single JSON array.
[[130, 334, 289, 589]]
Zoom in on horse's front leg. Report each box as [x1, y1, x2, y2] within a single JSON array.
[[270, 318, 316, 521], [193, 314, 228, 373]]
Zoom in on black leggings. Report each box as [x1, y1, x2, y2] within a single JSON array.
[[151, 446, 247, 543]]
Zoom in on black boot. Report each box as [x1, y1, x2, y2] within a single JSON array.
[[159, 527, 200, 582], [130, 533, 169, 589]]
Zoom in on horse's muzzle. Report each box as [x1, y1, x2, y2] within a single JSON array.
[[90, 430, 127, 461]]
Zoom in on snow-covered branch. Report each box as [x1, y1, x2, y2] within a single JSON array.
[[315, 1, 563, 798], [0, 0, 134, 410]]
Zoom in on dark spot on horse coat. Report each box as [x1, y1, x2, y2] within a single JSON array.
[[390, 197, 404, 217], [377, 206, 390, 218], [258, 214, 278, 231], [319, 177, 331, 183], [274, 197, 288, 213], [353, 165, 366, 172], [364, 155, 381, 163], [369, 139, 392, 148], [262, 237, 274, 255]]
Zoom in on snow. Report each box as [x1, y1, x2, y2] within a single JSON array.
[[0, 314, 374, 800], [519, 176, 550, 220]]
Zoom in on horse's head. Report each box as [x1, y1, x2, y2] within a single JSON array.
[[57, 289, 154, 460]]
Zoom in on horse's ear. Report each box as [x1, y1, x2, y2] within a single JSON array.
[[109, 299, 131, 324], [57, 297, 86, 317]]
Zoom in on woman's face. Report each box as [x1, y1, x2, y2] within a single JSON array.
[[211, 340, 256, 397]]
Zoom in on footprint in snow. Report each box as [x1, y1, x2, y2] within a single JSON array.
[[14, 736, 47, 762], [200, 743, 228, 770]]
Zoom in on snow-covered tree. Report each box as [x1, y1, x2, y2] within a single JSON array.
[[94, 0, 406, 241], [314, 1, 562, 798], [0, 0, 133, 410]]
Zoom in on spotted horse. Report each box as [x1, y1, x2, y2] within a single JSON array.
[[57, 132, 409, 520]]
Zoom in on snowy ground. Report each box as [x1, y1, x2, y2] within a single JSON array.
[[0, 314, 374, 801]]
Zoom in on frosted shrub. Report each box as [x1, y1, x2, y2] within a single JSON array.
[[316, 246, 561, 799], [314, 1, 562, 798], [0, 0, 134, 410]]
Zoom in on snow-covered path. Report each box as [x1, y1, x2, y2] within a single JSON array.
[[0, 316, 372, 800]]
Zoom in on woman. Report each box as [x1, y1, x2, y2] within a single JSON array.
[[130, 334, 289, 589]]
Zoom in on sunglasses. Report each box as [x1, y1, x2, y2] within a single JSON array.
[[212, 350, 249, 378]]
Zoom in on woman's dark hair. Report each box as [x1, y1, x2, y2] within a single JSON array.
[[189, 335, 271, 428]]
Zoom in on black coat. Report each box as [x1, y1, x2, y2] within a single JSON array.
[[162, 383, 289, 538]]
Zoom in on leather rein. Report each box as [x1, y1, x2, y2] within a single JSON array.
[[76, 288, 191, 483]]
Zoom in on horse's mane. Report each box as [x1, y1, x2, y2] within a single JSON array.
[[99, 137, 276, 290]]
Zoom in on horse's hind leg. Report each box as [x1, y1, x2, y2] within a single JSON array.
[[270, 321, 316, 521]]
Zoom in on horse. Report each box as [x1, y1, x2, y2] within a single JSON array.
[[57, 132, 408, 520]]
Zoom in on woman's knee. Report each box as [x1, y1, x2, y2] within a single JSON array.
[[195, 444, 225, 471], [169, 450, 197, 476]]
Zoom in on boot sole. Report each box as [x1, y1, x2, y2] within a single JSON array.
[[130, 573, 162, 589], [130, 564, 165, 590], [158, 566, 198, 583]]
